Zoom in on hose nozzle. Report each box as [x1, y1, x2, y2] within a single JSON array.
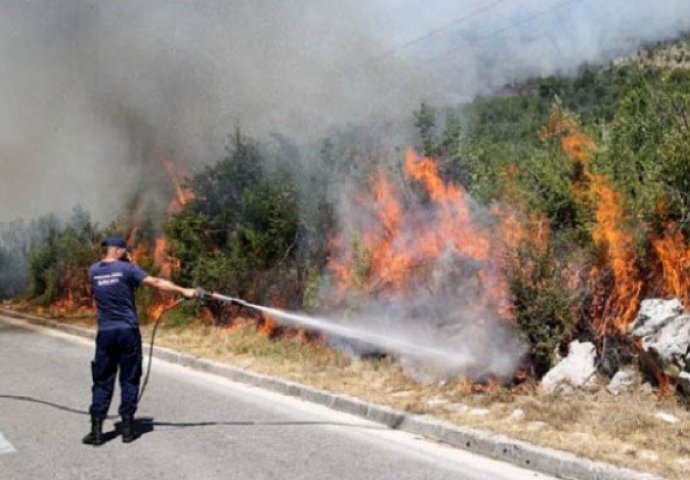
[[195, 288, 247, 307], [195, 287, 212, 300]]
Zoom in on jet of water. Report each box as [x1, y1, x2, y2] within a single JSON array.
[[211, 292, 472, 369]]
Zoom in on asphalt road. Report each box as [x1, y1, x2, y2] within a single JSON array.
[[0, 316, 555, 480]]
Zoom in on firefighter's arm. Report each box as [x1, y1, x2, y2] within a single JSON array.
[[142, 276, 197, 299]]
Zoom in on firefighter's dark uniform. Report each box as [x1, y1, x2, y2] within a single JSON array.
[[88, 256, 148, 421]]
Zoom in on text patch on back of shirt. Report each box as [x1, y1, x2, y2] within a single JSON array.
[[93, 272, 123, 286]]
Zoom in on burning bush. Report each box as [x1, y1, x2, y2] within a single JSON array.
[[166, 131, 303, 320], [321, 148, 529, 380]]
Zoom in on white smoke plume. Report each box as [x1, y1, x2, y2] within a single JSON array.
[[1, 0, 690, 223]]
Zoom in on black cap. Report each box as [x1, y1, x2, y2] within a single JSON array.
[[101, 236, 129, 249]]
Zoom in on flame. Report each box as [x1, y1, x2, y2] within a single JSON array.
[[157, 159, 193, 272], [328, 148, 526, 320], [153, 237, 178, 279], [119, 158, 193, 320], [542, 108, 642, 336], [128, 159, 194, 278], [589, 176, 642, 334], [162, 159, 195, 211], [147, 301, 167, 320], [146, 297, 181, 322], [561, 132, 595, 166], [651, 223, 690, 306], [364, 170, 410, 290], [329, 150, 490, 292], [491, 202, 549, 254], [404, 151, 491, 261], [129, 239, 150, 264], [257, 311, 279, 337]]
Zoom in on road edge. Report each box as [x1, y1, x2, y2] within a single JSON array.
[[0, 308, 661, 480]]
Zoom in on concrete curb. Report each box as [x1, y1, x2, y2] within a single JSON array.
[[0, 308, 662, 480]]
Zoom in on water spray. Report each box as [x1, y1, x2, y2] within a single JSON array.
[[195, 288, 472, 368], [138, 287, 503, 403]]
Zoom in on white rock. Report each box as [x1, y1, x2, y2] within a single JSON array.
[[630, 299, 690, 396], [641, 315, 690, 371], [655, 411, 680, 424], [606, 370, 635, 395], [630, 298, 683, 336], [540, 340, 597, 394]]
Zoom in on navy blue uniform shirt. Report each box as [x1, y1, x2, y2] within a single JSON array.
[[88, 260, 148, 331]]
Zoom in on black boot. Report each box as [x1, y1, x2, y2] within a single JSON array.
[[82, 417, 105, 446], [121, 415, 136, 443]]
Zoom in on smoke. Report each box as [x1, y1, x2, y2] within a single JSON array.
[[322, 263, 526, 382], [0, 0, 398, 223], [1, 0, 689, 223], [375, 0, 690, 99], [317, 150, 529, 381]]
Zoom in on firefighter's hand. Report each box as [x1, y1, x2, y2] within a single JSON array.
[[181, 288, 198, 299]]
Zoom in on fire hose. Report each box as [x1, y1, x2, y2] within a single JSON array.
[[137, 287, 247, 403]]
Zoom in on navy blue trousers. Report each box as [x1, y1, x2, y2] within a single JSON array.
[[89, 328, 142, 419]]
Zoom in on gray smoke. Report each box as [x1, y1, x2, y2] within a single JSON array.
[[1, 0, 689, 223], [318, 147, 526, 381]]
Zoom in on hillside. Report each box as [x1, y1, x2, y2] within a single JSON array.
[[628, 33, 690, 69]]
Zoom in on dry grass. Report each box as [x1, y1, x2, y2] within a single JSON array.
[[143, 318, 690, 479], [12, 304, 690, 479]]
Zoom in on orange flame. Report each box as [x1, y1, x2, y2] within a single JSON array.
[[162, 159, 195, 211], [542, 108, 642, 336], [258, 313, 278, 337], [329, 150, 491, 292], [147, 301, 167, 321], [146, 297, 182, 322], [328, 148, 532, 320], [404, 151, 491, 261], [150, 158, 193, 278], [651, 223, 690, 306], [589, 176, 642, 334]]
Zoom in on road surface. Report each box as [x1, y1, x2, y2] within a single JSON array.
[[0, 315, 554, 480]]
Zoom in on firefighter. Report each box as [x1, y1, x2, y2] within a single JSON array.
[[82, 236, 197, 446]]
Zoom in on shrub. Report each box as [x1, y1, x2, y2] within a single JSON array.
[[508, 244, 576, 377]]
